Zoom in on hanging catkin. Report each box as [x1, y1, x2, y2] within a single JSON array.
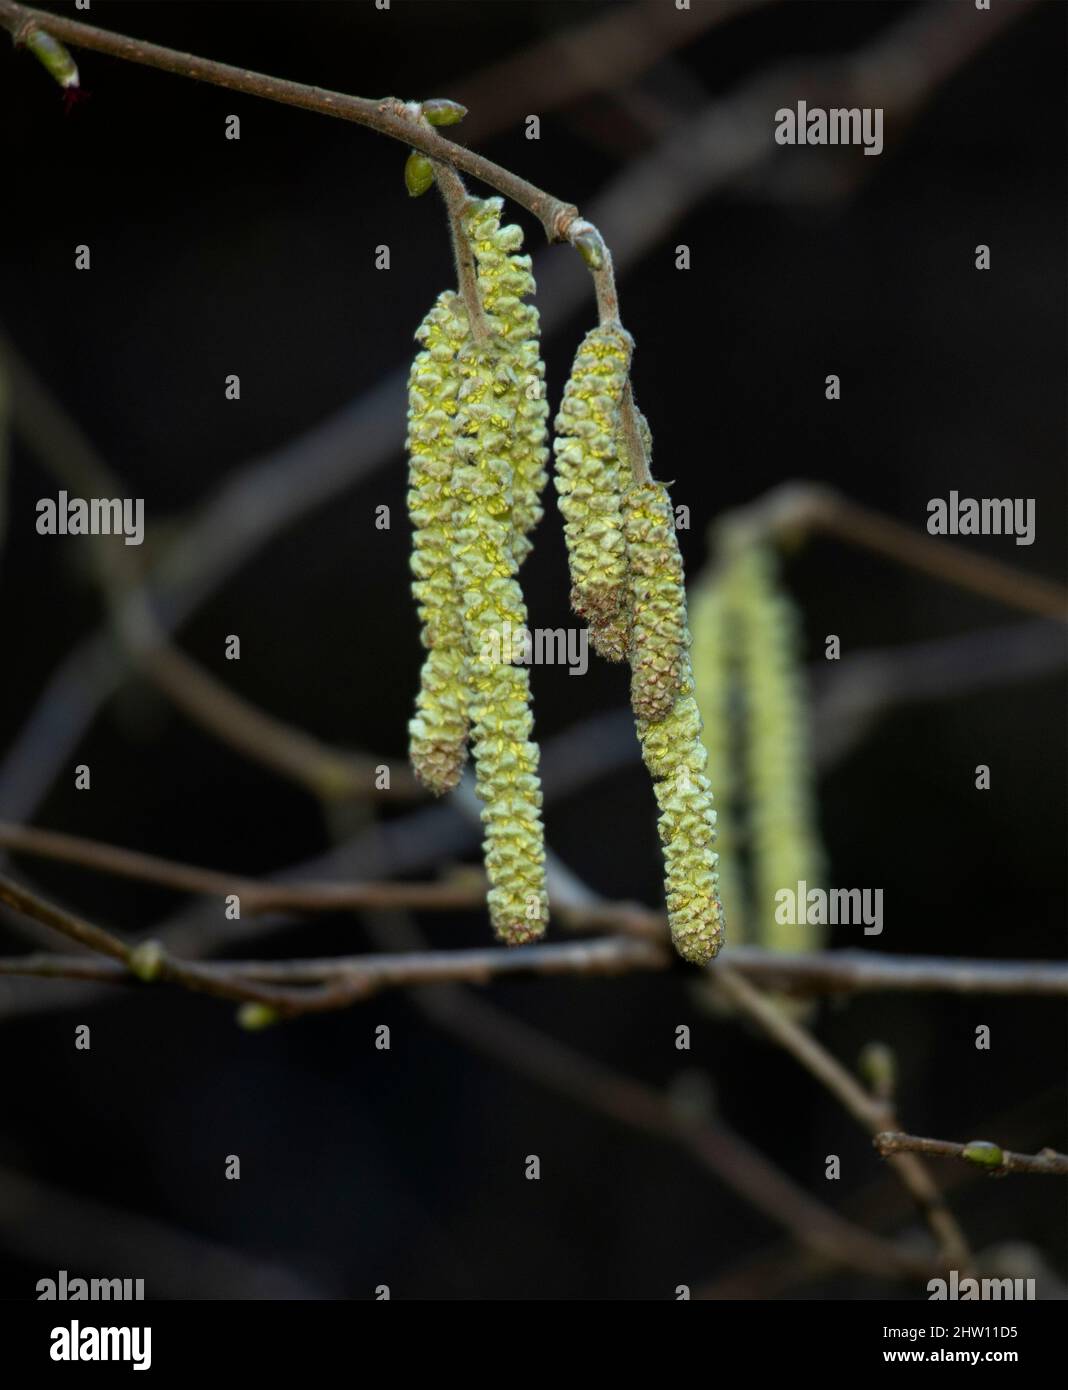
[[406, 290, 471, 794], [729, 542, 825, 955], [450, 346, 548, 943], [553, 324, 633, 660], [625, 480, 725, 965], [446, 200, 549, 945]]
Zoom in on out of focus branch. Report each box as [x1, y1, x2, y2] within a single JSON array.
[[451, 0, 766, 143], [0, 820, 482, 913], [731, 483, 1068, 622]]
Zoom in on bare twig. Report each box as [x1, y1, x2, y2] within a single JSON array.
[[2, 820, 1067, 998], [0, 1, 580, 241], [0, 820, 483, 913], [874, 1132, 1068, 1177], [433, 160, 490, 342]]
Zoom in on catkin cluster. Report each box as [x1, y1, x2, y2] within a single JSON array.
[[406, 191, 728, 962], [406, 198, 549, 944]]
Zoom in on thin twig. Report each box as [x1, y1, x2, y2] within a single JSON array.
[[0, 1, 578, 243], [0, 820, 483, 913], [874, 1132, 1068, 1177], [0, 874, 130, 963], [433, 160, 490, 342]]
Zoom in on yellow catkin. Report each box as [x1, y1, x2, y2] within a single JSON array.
[[729, 543, 825, 957], [463, 198, 548, 567], [689, 573, 747, 940], [627, 480, 724, 965], [553, 323, 634, 659], [450, 311, 548, 946], [406, 290, 471, 794], [623, 482, 688, 723]]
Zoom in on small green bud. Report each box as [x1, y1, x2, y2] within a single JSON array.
[[24, 28, 79, 90], [405, 151, 435, 198], [858, 1042, 897, 1098], [421, 98, 467, 128], [962, 1140, 1004, 1170], [128, 940, 165, 983], [237, 1002, 280, 1031]]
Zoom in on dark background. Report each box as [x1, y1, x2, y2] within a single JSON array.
[[0, 0, 1064, 1300]]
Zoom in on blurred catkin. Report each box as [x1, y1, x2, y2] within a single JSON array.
[[553, 323, 634, 659], [690, 573, 746, 937], [730, 542, 825, 956]]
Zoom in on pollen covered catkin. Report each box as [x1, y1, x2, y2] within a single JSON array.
[[553, 324, 633, 659], [406, 290, 471, 794], [730, 542, 825, 956], [636, 656, 725, 965], [623, 482, 688, 723], [464, 198, 549, 566], [450, 304, 548, 946], [626, 481, 724, 964]]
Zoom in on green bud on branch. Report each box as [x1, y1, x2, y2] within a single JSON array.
[[22, 27, 79, 89], [405, 151, 435, 198], [421, 98, 467, 128], [962, 1140, 1005, 1170], [128, 940, 165, 983]]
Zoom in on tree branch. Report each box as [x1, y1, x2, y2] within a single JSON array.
[[874, 1132, 1068, 1177], [0, 0, 578, 242]]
